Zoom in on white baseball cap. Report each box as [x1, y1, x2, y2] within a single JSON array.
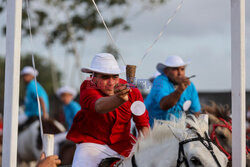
[[21, 66, 39, 76], [81, 53, 124, 75], [56, 86, 77, 98], [156, 55, 190, 74]]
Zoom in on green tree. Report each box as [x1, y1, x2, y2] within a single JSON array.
[[20, 54, 61, 98], [0, 56, 5, 114], [0, 0, 167, 53], [0, 0, 168, 97], [0, 54, 61, 113]]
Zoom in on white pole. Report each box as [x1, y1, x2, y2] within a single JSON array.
[[231, 0, 246, 166], [2, 0, 22, 166]]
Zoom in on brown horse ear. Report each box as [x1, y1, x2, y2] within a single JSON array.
[[208, 114, 219, 125]]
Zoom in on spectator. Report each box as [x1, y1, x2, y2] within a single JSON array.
[[145, 55, 201, 126], [66, 53, 149, 167], [56, 86, 80, 130]]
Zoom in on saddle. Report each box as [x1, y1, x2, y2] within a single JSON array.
[[98, 157, 121, 167], [98, 155, 138, 167]]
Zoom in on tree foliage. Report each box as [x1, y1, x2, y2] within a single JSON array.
[[0, 0, 167, 53], [20, 54, 61, 98], [0, 57, 5, 113], [0, 54, 61, 113]]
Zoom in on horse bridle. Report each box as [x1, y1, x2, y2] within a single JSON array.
[[176, 131, 222, 167], [210, 117, 250, 160], [210, 118, 232, 160], [126, 131, 222, 167]]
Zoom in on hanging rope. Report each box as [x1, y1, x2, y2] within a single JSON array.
[[91, 0, 126, 65], [25, 0, 44, 145], [137, 0, 185, 67], [91, 0, 185, 69]]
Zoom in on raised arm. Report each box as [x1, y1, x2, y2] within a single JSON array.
[[95, 84, 131, 114], [160, 77, 190, 110], [39, 97, 48, 119]]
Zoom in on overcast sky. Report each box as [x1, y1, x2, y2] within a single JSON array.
[[1, 0, 249, 92]]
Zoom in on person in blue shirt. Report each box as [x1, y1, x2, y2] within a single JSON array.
[[21, 66, 49, 120], [56, 86, 80, 130], [145, 55, 201, 127], [53, 86, 80, 156]]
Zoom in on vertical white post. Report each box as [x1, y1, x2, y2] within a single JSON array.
[[2, 0, 22, 166], [231, 0, 246, 166]]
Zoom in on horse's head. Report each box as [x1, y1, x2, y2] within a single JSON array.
[[42, 118, 66, 134], [120, 114, 228, 167], [180, 114, 228, 167], [17, 118, 66, 163], [36, 118, 66, 150], [202, 102, 232, 156]]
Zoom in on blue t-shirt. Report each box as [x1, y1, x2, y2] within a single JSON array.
[[24, 80, 49, 117], [145, 74, 201, 126], [63, 101, 80, 130]]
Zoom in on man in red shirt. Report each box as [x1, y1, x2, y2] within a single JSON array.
[[67, 53, 149, 167]]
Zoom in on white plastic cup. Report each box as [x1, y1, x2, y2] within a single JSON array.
[[43, 133, 54, 156]]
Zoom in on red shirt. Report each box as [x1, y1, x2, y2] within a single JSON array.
[[66, 79, 149, 157]]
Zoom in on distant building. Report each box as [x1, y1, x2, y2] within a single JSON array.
[[199, 91, 250, 110], [142, 90, 250, 111]]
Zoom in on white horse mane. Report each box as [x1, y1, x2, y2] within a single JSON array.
[[121, 114, 228, 167], [129, 114, 209, 157]]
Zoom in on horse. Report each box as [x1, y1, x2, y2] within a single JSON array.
[[58, 139, 76, 165], [17, 117, 66, 166], [202, 101, 250, 167], [99, 114, 228, 167]]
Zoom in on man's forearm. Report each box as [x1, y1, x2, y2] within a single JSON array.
[[193, 112, 200, 118], [159, 89, 183, 110], [95, 96, 125, 114], [139, 126, 149, 137], [39, 97, 47, 117]]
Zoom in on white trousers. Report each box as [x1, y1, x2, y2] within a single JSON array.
[[72, 143, 123, 167], [54, 132, 68, 155]]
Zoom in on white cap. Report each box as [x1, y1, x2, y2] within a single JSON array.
[[81, 53, 124, 75], [21, 66, 39, 76], [156, 55, 190, 74], [56, 86, 77, 98]]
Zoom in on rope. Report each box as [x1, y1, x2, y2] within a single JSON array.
[[90, 0, 185, 70], [91, 0, 126, 65], [137, 0, 185, 68], [25, 0, 44, 146]]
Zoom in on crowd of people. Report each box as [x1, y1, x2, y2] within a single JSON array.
[[20, 53, 202, 166]]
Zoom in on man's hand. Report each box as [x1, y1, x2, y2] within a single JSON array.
[[36, 152, 61, 167], [138, 126, 150, 138], [114, 84, 131, 102], [176, 77, 190, 92], [95, 84, 131, 113], [159, 76, 190, 110], [42, 112, 49, 120], [193, 112, 200, 118]]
